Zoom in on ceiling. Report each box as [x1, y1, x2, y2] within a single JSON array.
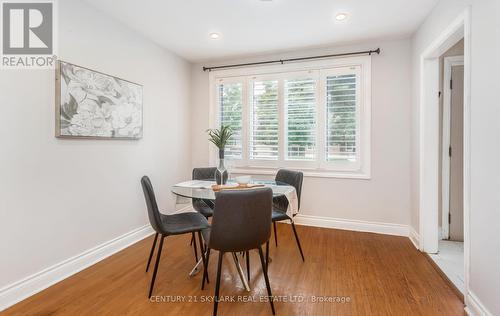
[[84, 0, 438, 62]]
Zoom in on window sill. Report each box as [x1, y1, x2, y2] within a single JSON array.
[[229, 167, 371, 180]]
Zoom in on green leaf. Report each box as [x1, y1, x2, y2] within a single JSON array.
[[206, 124, 234, 149]]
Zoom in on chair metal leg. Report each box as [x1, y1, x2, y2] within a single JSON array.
[[200, 237, 206, 254], [192, 232, 199, 264], [213, 251, 224, 316], [202, 248, 211, 290], [148, 235, 165, 298], [273, 221, 278, 247], [232, 253, 251, 291], [246, 251, 250, 281], [197, 231, 209, 287], [146, 232, 158, 272], [258, 245, 276, 315], [291, 221, 305, 262], [265, 241, 270, 272]]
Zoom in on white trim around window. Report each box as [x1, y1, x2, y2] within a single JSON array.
[[208, 55, 372, 179]]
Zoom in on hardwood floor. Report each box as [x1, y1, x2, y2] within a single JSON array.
[[3, 224, 465, 315]]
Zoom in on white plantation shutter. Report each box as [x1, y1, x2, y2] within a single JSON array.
[[250, 80, 279, 160], [218, 82, 243, 159], [325, 72, 358, 162], [285, 78, 316, 161], [213, 58, 370, 176]]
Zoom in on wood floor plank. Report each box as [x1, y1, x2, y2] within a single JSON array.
[[2, 224, 465, 316]]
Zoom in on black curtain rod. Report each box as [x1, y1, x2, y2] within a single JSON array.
[[203, 48, 380, 72]]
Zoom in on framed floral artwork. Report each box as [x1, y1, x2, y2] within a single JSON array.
[[55, 61, 143, 139]]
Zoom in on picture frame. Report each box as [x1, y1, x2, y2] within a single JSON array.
[[55, 60, 143, 139]]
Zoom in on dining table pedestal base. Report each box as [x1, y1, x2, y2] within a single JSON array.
[[188, 252, 251, 292]]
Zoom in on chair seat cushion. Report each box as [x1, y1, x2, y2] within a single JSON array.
[[272, 208, 290, 222], [195, 205, 214, 218], [160, 212, 209, 235]]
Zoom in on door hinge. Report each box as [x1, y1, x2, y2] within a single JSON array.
[[449, 146, 452, 157], [448, 212, 451, 224], [450, 79, 453, 90], [438, 91, 442, 98]]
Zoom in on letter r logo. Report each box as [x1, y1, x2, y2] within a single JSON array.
[[2, 2, 53, 54]]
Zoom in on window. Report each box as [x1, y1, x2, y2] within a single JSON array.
[[250, 79, 279, 160], [322, 67, 362, 171], [211, 56, 371, 178], [218, 81, 243, 159], [285, 77, 317, 161]]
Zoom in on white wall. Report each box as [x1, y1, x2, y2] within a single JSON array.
[[411, 0, 500, 314], [468, 0, 500, 313], [191, 39, 412, 226], [0, 0, 191, 292]]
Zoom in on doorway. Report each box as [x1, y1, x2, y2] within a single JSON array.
[[429, 41, 465, 293], [418, 8, 471, 303], [442, 52, 464, 242]]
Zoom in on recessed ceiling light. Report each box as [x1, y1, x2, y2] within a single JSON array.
[[209, 32, 221, 39], [335, 12, 349, 21]]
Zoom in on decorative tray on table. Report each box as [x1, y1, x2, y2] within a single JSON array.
[[211, 183, 265, 192]]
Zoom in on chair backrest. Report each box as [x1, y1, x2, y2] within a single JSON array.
[[209, 188, 273, 252], [141, 176, 163, 234], [192, 167, 217, 181], [275, 169, 304, 211], [193, 166, 227, 185], [192, 167, 217, 211]]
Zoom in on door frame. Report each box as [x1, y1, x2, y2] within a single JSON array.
[[441, 56, 464, 240], [418, 6, 471, 301]]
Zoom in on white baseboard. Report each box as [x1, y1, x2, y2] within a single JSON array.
[[0, 224, 154, 312], [409, 226, 421, 249], [292, 214, 409, 237], [465, 291, 492, 316]]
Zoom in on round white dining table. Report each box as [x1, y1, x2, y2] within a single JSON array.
[[170, 179, 297, 291]]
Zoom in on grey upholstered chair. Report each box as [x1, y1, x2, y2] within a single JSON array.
[[201, 188, 275, 316], [141, 176, 209, 298], [192, 167, 217, 218], [189, 167, 217, 261], [270, 169, 305, 262]]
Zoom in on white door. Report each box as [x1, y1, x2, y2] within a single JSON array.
[[448, 65, 464, 241]]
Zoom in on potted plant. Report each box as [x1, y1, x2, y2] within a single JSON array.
[[207, 125, 233, 184]]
